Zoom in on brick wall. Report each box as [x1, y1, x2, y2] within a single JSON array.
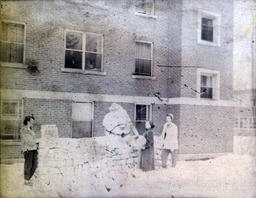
[[0, 0, 182, 98], [23, 98, 72, 138], [179, 105, 234, 154]]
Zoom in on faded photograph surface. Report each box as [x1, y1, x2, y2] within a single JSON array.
[[0, 0, 256, 198]]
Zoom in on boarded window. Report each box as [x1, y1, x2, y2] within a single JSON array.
[[201, 18, 213, 42], [72, 102, 93, 138], [0, 22, 25, 63], [135, 42, 152, 76]]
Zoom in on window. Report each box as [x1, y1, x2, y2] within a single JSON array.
[[0, 21, 25, 64], [65, 30, 103, 72], [253, 99, 256, 106], [135, 104, 151, 135], [134, 41, 153, 76], [235, 117, 239, 128], [201, 18, 213, 42], [72, 102, 94, 138], [197, 69, 220, 100], [200, 75, 213, 99], [0, 99, 22, 139], [198, 10, 220, 46], [135, 0, 154, 16]]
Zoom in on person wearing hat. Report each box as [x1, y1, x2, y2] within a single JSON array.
[[160, 113, 178, 168], [140, 120, 155, 171], [20, 115, 38, 186]]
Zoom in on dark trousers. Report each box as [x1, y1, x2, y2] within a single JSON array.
[[161, 149, 177, 168], [24, 150, 38, 180]]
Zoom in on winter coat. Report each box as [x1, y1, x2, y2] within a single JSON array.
[[160, 122, 178, 150], [20, 126, 37, 152]]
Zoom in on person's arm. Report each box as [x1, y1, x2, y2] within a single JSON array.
[[161, 123, 167, 139]]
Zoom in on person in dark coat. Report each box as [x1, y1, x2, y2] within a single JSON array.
[[140, 121, 155, 171]]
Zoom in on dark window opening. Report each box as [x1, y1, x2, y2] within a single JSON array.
[[201, 18, 213, 42]]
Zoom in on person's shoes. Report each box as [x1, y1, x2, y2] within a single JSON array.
[[24, 180, 33, 186], [162, 165, 167, 169]]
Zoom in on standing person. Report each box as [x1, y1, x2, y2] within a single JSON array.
[[140, 121, 155, 171], [160, 113, 178, 168], [20, 115, 38, 186]]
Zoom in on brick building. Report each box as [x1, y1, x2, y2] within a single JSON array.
[[0, 0, 236, 161]]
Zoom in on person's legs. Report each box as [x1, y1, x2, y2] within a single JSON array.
[[170, 149, 178, 168], [24, 151, 33, 185], [30, 150, 38, 179], [161, 149, 170, 168]]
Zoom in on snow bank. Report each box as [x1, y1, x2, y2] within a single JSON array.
[[34, 135, 143, 197]]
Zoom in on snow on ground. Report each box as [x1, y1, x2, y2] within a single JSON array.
[[1, 154, 255, 198]]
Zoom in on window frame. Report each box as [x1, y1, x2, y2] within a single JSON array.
[[63, 30, 104, 74], [197, 68, 220, 100], [135, 0, 155, 17], [0, 98, 23, 140], [0, 20, 26, 68], [71, 101, 94, 138], [133, 40, 154, 78], [134, 103, 152, 122], [197, 10, 221, 47]]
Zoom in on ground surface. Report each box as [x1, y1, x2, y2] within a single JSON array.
[[0, 154, 255, 198]]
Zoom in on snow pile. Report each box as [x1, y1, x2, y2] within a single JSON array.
[[33, 136, 143, 197]]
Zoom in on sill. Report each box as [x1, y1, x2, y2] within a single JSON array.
[[198, 40, 220, 47], [132, 74, 156, 80], [135, 12, 157, 19], [0, 62, 27, 69], [61, 68, 106, 76], [0, 140, 21, 146]]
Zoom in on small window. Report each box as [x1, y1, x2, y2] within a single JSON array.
[[0, 99, 22, 139], [65, 31, 103, 72], [135, 104, 151, 135], [198, 10, 220, 46], [134, 41, 153, 76], [0, 21, 25, 64], [240, 118, 248, 129], [72, 102, 94, 138], [201, 18, 213, 42], [249, 117, 255, 129], [200, 75, 213, 99], [253, 99, 256, 106], [135, 0, 154, 15], [197, 69, 220, 100]]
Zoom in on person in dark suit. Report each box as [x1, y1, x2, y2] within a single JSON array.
[[140, 121, 155, 171]]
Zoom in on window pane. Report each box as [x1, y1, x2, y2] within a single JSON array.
[[0, 42, 24, 63], [135, 58, 151, 76], [201, 18, 213, 42], [200, 75, 212, 87], [66, 32, 83, 50], [136, 105, 147, 121], [86, 34, 102, 53], [65, 50, 82, 69], [2, 101, 18, 116], [136, 42, 151, 59], [200, 87, 213, 99], [136, 0, 153, 15], [72, 121, 92, 138], [85, 52, 102, 71], [2, 22, 24, 43], [0, 120, 19, 139]]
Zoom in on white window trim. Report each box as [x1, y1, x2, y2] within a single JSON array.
[[63, 29, 104, 75], [134, 103, 152, 122], [71, 101, 94, 138], [0, 20, 26, 68], [134, 40, 154, 79], [197, 9, 221, 47], [135, 0, 156, 19], [197, 68, 220, 100]]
